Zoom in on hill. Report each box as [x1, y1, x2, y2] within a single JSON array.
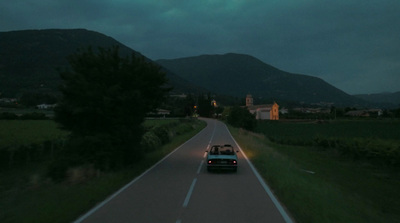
[[0, 29, 203, 97], [157, 53, 365, 106], [354, 92, 400, 108]]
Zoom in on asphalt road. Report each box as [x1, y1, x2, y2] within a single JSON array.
[[75, 118, 293, 223]]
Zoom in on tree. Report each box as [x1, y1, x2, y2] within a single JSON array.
[[227, 106, 256, 131], [197, 93, 213, 117], [54, 46, 169, 169]]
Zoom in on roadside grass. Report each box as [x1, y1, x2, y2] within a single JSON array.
[[229, 126, 400, 223], [0, 119, 206, 223]]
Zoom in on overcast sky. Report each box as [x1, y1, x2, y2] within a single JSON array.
[[1, 0, 399, 94]]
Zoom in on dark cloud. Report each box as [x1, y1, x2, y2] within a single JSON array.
[[1, 0, 399, 94]]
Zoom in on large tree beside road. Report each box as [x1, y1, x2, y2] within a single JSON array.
[[54, 46, 169, 170]]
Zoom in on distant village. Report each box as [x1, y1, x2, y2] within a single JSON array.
[[0, 93, 389, 119]]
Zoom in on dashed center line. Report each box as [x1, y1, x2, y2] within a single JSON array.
[[197, 160, 204, 174], [177, 120, 216, 223], [183, 178, 197, 208]]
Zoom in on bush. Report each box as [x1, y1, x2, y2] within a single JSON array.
[[152, 126, 170, 144], [174, 123, 194, 135], [47, 158, 72, 182], [0, 112, 48, 120], [20, 112, 48, 120], [0, 112, 18, 120], [141, 131, 162, 152]]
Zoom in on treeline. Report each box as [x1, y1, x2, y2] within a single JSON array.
[[0, 112, 48, 120]]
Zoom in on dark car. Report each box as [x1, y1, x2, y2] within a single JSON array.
[[206, 144, 238, 172]]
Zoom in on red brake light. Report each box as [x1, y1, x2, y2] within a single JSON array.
[[208, 160, 212, 164], [233, 160, 237, 164]]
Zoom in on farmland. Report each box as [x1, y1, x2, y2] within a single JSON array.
[[255, 119, 400, 165], [229, 119, 400, 222], [0, 120, 68, 147], [255, 119, 400, 141]]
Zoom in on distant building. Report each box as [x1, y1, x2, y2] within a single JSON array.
[[170, 93, 187, 98], [0, 98, 17, 103], [36, 104, 57, 109], [147, 109, 171, 117], [245, 94, 279, 120], [345, 109, 382, 117], [156, 109, 171, 115]]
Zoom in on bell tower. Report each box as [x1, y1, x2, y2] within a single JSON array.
[[246, 94, 253, 107]]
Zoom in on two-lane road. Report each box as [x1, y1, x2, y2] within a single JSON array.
[[75, 118, 293, 223]]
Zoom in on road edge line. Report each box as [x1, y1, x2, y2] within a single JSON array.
[[224, 123, 294, 223]]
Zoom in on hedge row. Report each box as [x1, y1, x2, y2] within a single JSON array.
[[268, 136, 400, 166], [0, 112, 48, 120], [0, 140, 65, 170], [140, 119, 195, 152]]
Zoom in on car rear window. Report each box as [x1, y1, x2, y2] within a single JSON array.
[[210, 146, 234, 155]]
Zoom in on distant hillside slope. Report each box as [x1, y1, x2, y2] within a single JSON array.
[[157, 53, 364, 106], [0, 29, 202, 97], [354, 92, 400, 107]]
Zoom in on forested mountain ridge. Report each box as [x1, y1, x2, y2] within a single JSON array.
[[157, 53, 365, 106], [0, 29, 203, 97], [0, 29, 384, 107]]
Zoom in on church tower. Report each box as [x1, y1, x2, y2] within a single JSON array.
[[246, 94, 253, 107]]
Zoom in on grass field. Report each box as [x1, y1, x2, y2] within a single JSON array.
[[0, 118, 206, 223], [255, 119, 400, 141], [230, 119, 400, 223], [0, 120, 69, 147]]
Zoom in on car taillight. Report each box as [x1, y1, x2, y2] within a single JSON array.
[[232, 160, 237, 164], [208, 160, 212, 164]]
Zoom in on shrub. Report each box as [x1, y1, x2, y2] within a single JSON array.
[[141, 131, 162, 152], [0, 112, 18, 120], [47, 158, 74, 182], [152, 126, 170, 144], [20, 112, 48, 120], [175, 123, 194, 135]]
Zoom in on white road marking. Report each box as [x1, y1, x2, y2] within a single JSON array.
[[197, 160, 204, 174], [225, 124, 294, 223], [183, 178, 197, 207], [300, 169, 316, 174], [208, 120, 216, 145]]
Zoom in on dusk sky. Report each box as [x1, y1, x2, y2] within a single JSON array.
[[1, 0, 399, 94]]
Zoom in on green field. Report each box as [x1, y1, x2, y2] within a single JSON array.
[[230, 119, 400, 222], [0, 120, 68, 147], [256, 119, 400, 141], [255, 120, 400, 165]]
